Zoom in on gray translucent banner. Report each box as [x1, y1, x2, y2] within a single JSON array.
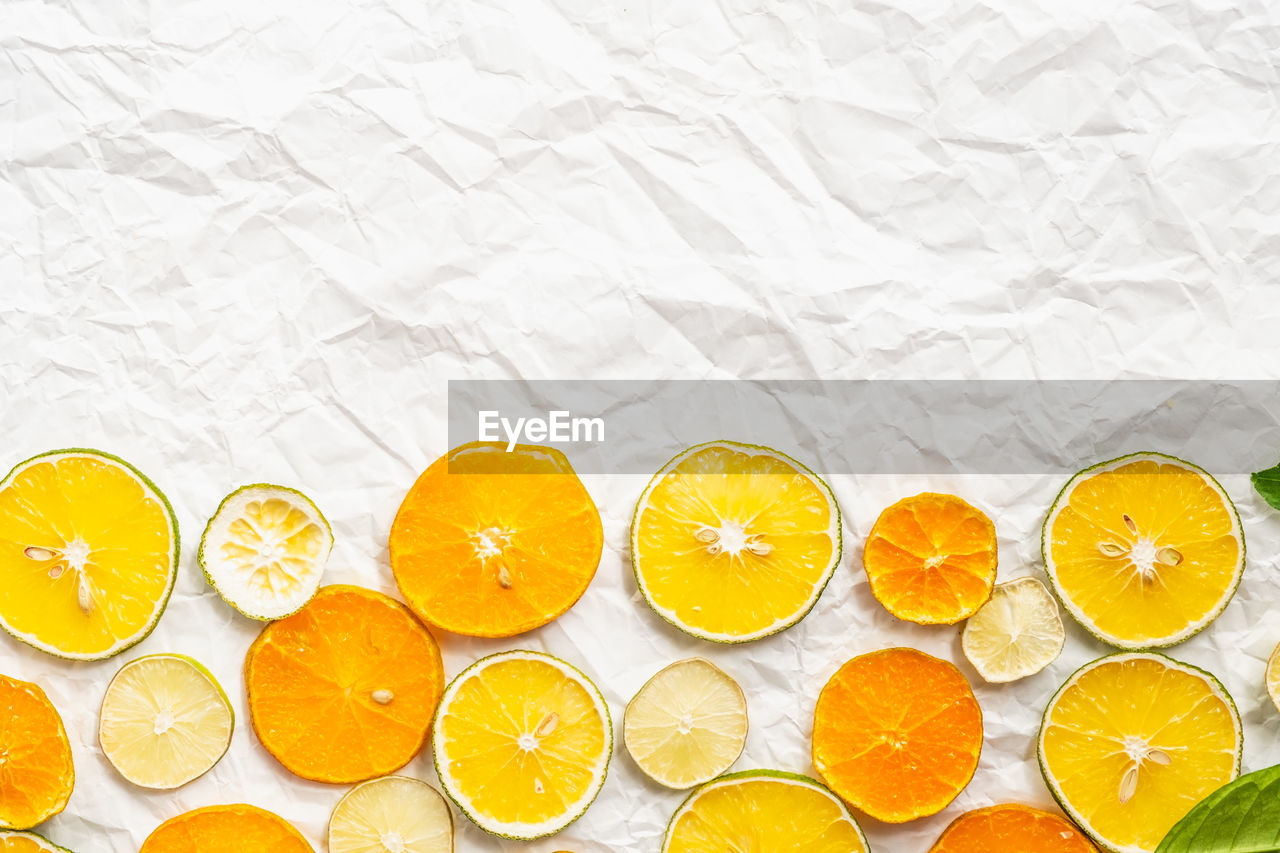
[[446, 380, 1280, 475]]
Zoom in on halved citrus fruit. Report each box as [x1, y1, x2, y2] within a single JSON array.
[[631, 441, 841, 643], [0, 831, 74, 852], [0, 675, 74, 830], [929, 803, 1096, 852], [863, 492, 997, 625], [812, 647, 983, 823], [390, 442, 603, 638], [1038, 653, 1241, 852], [245, 584, 445, 784], [624, 657, 748, 789], [99, 653, 234, 789], [1043, 453, 1244, 649], [0, 449, 178, 660], [962, 577, 1065, 683], [433, 650, 611, 839], [199, 484, 332, 620], [662, 770, 868, 852], [329, 776, 452, 853], [1267, 640, 1280, 714], [140, 804, 312, 853]]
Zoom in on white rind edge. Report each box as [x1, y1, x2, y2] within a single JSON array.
[[433, 650, 612, 840], [1037, 652, 1243, 853], [1043, 452, 1245, 650], [200, 485, 333, 620], [0, 451, 178, 660], [631, 440, 843, 643]]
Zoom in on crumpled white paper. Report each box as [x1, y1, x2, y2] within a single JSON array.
[[4, 0, 1280, 850]]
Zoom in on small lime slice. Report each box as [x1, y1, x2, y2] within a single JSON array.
[[199, 484, 332, 620], [98, 654, 234, 790], [962, 577, 1065, 683], [1268, 641, 1280, 714], [0, 830, 76, 852], [625, 658, 748, 789], [329, 776, 453, 853]]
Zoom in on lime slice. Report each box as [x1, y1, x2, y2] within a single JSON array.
[[631, 441, 842, 643], [329, 776, 453, 853], [1038, 653, 1241, 852], [433, 650, 612, 840], [1268, 641, 1280, 714], [1043, 453, 1244, 649], [624, 658, 748, 789], [199, 484, 332, 620], [962, 577, 1065, 683], [663, 770, 869, 852], [0, 830, 75, 852], [0, 449, 178, 660], [98, 654, 234, 789]]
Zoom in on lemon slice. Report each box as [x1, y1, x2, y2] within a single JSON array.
[[433, 650, 612, 840], [1267, 641, 1280, 714], [631, 441, 841, 643], [1043, 453, 1244, 649], [624, 658, 748, 789], [0, 831, 74, 852], [0, 449, 178, 660], [98, 653, 234, 789], [662, 770, 868, 852], [962, 577, 1065, 683], [199, 484, 332, 620], [1038, 653, 1241, 853], [329, 776, 453, 853]]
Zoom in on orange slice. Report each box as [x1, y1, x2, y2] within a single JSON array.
[[389, 442, 603, 638], [244, 584, 445, 784], [929, 804, 1097, 852], [140, 804, 312, 853], [863, 492, 997, 625], [0, 675, 74, 830], [812, 647, 983, 823], [0, 831, 74, 852]]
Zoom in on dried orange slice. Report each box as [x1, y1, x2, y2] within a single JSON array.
[[864, 492, 998, 625], [140, 804, 312, 853], [812, 647, 983, 823], [0, 675, 74, 830], [390, 442, 603, 638], [929, 804, 1096, 852], [244, 584, 445, 784]]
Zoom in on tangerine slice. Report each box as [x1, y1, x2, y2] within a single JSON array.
[[811, 648, 983, 823], [0, 675, 74, 830], [140, 804, 312, 853], [244, 584, 445, 784], [929, 804, 1097, 852], [389, 442, 603, 638], [863, 493, 998, 625]]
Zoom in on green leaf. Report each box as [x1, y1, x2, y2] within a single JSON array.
[[1253, 463, 1280, 512], [1156, 765, 1280, 852]]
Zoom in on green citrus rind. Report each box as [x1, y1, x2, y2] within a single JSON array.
[[328, 775, 454, 853], [0, 448, 180, 661], [661, 769, 869, 853], [1042, 451, 1245, 650], [630, 440, 843, 644], [198, 483, 333, 621], [432, 650, 612, 840], [1036, 652, 1243, 853], [98, 652, 235, 790], [0, 830, 76, 852]]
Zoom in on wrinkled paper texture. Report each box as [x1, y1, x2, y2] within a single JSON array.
[[3, 0, 1280, 851]]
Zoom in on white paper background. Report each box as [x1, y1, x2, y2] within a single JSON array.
[[3, 1, 1280, 851]]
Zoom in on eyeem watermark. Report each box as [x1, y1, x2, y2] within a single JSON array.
[[478, 410, 606, 452]]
